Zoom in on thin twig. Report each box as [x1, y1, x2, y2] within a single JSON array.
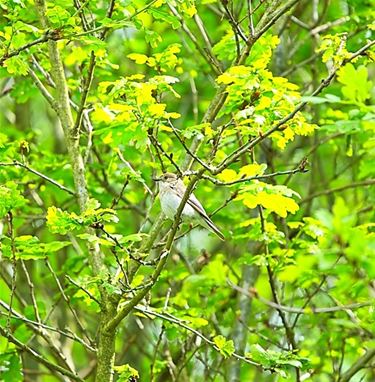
[[215, 40, 375, 174], [135, 305, 261, 367], [65, 275, 101, 305], [45, 259, 93, 344], [0, 160, 75, 195], [0, 326, 84, 382], [229, 282, 373, 314], [301, 179, 375, 204], [0, 304, 95, 351]]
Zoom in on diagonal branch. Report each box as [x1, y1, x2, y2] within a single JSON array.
[[0, 160, 75, 195], [105, 170, 205, 333], [338, 348, 375, 382], [0, 325, 84, 382], [214, 39, 375, 174]]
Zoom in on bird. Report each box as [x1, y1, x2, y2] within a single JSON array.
[[155, 172, 225, 241]]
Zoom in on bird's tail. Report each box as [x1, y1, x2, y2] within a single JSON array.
[[202, 216, 225, 241]]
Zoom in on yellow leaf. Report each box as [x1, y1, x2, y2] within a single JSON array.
[[103, 132, 113, 144], [241, 194, 258, 209], [183, 4, 197, 17], [154, 0, 164, 7], [160, 125, 173, 132], [256, 96, 272, 110], [229, 65, 251, 75], [217, 169, 238, 182], [135, 83, 157, 105], [127, 74, 145, 80], [127, 53, 148, 64], [146, 57, 156, 67], [217, 73, 234, 85], [283, 126, 294, 140], [169, 45, 181, 54], [166, 112, 181, 119], [92, 107, 114, 123], [239, 163, 266, 177], [257, 192, 299, 218], [148, 103, 166, 117], [275, 134, 287, 150]]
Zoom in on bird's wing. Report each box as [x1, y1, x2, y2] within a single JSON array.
[[187, 193, 225, 240], [186, 192, 209, 218]]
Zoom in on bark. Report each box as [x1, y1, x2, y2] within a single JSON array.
[[34, 1, 115, 380]]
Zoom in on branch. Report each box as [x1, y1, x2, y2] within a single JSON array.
[[338, 348, 375, 382], [72, 0, 116, 138], [214, 39, 375, 174], [255, 0, 300, 39], [105, 171, 205, 333], [257, 205, 299, 380], [229, 282, 373, 314], [0, 326, 84, 382], [0, 160, 75, 195], [168, 3, 222, 75], [0, 30, 60, 66], [0, 301, 95, 352], [28, 68, 59, 113], [300, 179, 375, 204], [199, 166, 308, 186], [168, 121, 213, 172], [135, 305, 260, 367]]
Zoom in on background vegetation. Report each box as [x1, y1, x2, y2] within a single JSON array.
[[0, 0, 374, 381]]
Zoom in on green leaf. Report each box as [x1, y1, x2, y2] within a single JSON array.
[[0, 183, 27, 217], [3, 56, 29, 76], [337, 64, 372, 103], [1, 236, 71, 260], [149, 9, 181, 29], [247, 344, 309, 376], [0, 349, 23, 382], [46, 206, 82, 234], [213, 335, 235, 358], [114, 364, 139, 381]]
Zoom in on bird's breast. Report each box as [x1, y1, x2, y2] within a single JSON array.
[[160, 191, 196, 221]]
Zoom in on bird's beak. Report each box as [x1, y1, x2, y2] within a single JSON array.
[[152, 176, 161, 182]]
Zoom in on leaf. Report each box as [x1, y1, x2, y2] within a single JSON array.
[[1, 236, 71, 260], [148, 103, 166, 117], [127, 53, 149, 64], [148, 9, 181, 29], [247, 344, 309, 376], [239, 163, 267, 177], [114, 364, 139, 381], [217, 169, 237, 182], [337, 64, 372, 103], [119, 233, 147, 244], [213, 335, 235, 358], [0, 348, 23, 382], [46, 202, 118, 234], [0, 183, 27, 217], [46, 206, 81, 234], [4, 56, 29, 76], [236, 182, 300, 218]]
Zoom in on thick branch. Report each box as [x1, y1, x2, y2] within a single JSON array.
[[338, 348, 375, 382], [105, 171, 205, 333]]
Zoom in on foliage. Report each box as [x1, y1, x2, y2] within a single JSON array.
[[0, 0, 374, 382]]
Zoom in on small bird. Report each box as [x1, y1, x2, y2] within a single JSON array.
[[155, 173, 224, 240]]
